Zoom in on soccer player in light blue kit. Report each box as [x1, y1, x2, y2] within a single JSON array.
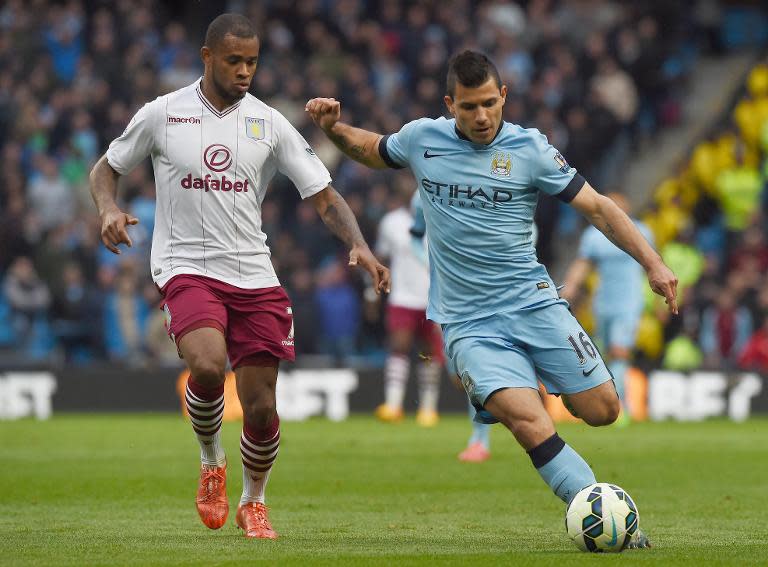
[[411, 191, 492, 462], [562, 193, 653, 425], [307, 51, 677, 548]]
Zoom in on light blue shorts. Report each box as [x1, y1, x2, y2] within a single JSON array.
[[442, 301, 613, 421], [595, 311, 641, 351]]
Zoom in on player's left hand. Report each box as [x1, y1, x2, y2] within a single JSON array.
[[348, 244, 391, 294], [647, 262, 678, 315]]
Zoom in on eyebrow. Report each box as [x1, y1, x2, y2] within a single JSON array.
[[459, 97, 498, 107]]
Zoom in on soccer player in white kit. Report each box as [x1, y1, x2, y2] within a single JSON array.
[[375, 191, 444, 427], [89, 14, 390, 539]]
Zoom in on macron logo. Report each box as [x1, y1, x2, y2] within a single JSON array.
[[167, 115, 201, 124]]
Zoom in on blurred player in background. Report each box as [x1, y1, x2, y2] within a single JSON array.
[[375, 189, 443, 427], [561, 193, 653, 426], [411, 192, 492, 461], [89, 13, 389, 539], [307, 50, 677, 547]]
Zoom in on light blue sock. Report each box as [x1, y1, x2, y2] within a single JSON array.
[[609, 359, 629, 404], [467, 399, 490, 448], [528, 434, 596, 504]]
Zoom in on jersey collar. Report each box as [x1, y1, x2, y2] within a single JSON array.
[[454, 121, 505, 146], [196, 78, 242, 119]]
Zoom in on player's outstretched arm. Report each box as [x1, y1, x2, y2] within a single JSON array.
[[569, 181, 678, 314], [309, 186, 391, 294], [89, 154, 139, 255], [305, 98, 388, 169], [560, 257, 593, 304]]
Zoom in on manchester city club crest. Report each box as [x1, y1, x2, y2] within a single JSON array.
[[245, 117, 265, 140], [490, 151, 512, 176]]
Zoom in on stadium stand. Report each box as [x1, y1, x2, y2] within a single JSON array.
[[0, 0, 763, 367]]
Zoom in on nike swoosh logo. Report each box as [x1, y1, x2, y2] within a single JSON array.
[[423, 150, 446, 158], [607, 514, 618, 547], [583, 364, 599, 376]]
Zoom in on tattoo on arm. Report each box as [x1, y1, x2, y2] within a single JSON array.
[[319, 190, 366, 248], [600, 220, 625, 251], [328, 131, 367, 161]]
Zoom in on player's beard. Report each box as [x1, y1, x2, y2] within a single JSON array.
[[210, 68, 247, 104]]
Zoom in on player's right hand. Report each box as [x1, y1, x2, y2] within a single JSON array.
[[647, 262, 679, 315], [100, 207, 139, 254], [305, 97, 341, 132]]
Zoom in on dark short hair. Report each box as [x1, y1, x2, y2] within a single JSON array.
[[204, 13, 258, 49], [446, 50, 502, 97]]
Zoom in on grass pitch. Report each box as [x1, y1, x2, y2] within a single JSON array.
[[1, 414, 767, 566]]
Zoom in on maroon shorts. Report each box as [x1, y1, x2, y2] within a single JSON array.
[[386, 304, 445, 363], [160, 275, 295, 369]]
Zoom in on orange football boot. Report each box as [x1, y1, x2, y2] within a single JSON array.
[[374, 404, 404, 423], [196, 464, 229, 529], [236, 502, 278, 539]]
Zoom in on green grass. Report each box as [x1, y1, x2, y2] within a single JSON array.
[[1, 415, 767, 566]]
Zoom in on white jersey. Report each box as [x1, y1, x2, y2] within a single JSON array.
[[376, 207, 430, 310], [106, 78, 331, 289]]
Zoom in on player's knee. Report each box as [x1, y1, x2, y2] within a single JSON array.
[[190, 360, 226, 387], [241, 397, 277, 429], [583, 397, 620, 426]]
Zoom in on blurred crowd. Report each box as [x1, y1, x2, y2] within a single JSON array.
[[0, 0, 758, 367], [619, 61, 768, 376]]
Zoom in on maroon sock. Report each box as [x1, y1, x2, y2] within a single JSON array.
[[240, 415, 280, 503], [185, 376, 225, 465]]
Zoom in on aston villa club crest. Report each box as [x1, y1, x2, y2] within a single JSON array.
[[491, 152, 512, 176], [245, 117, 265, 140]]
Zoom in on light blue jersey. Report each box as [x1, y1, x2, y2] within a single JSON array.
[[380, 117, 584, 324], [380, 117, 612, 414], [578, 222, 653, 318]]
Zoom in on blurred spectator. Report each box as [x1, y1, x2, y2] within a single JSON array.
[[289, 268, 321, 356], [716, 142, 762, 241], [591, 57, 638, 126], [662, 332, 704, 372], [51, 262, 102, 362], [27, 155, 76, 232], [314, 258, 360, 364], [700, 288, 753, 369], [102, 261, 149, 363], [3, 256, 51, 350], [738, 315, 768, 374]]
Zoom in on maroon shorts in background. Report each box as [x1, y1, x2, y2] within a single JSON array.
[[386, 304, 445, 364], [160, 274, 295, 369]]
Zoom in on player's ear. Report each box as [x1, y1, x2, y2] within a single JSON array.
[[201, 46, 211, 65], [500, 84, 507, 104], [444, 95, 455, 116]]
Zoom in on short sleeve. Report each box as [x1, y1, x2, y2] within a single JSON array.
[[106, 100, 161, 175], [409, 191, 426, 238], [378, 118, 430, 169], [530, 131, 585, 203], [274, 110, 331, 199]]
